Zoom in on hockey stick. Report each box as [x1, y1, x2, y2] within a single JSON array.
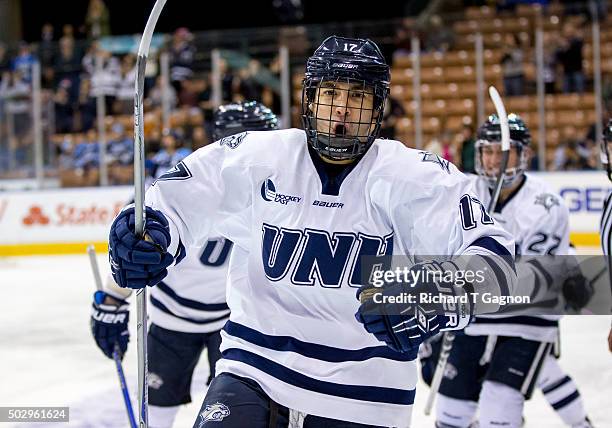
[[87, 245, 138, 428], [134, 2, 168, 427], [423, 86, 510, 416]]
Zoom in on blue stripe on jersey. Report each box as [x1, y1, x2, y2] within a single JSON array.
[[157, 281, 230, 311], [224, 320, 417, 362], [525, 259, 553, 288], [221, 348, 416, 405], [468, 236, 512, 259], [480, 256, 512, 298], [472, 316, 558, 327], [551, 390, 581, 410], [150, 295, 229, 325]]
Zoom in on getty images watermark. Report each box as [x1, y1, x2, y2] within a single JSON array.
[[369, 264, 531, 306]]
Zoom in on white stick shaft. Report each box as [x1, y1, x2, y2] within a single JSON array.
[[87, 245, 104, 291], [487, 86, 511, 213], [133, 2, 167, 427]]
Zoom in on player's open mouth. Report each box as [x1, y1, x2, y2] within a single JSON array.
[[334, 124, 348, 137]]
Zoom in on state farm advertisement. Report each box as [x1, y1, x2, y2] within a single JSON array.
[[0, 186, 133, 245]]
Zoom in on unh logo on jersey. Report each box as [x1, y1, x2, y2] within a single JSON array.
[[260, 179, 301, 205], [198, 402, 230, 426], [535, 193, 560, 212], [261, 223, 393, 287]]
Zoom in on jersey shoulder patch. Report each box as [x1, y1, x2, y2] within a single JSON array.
[[219, 131, 248, 149], [153, 161, 192, 184], [418, 151, 451, 174], [534, 192, 560, 212]]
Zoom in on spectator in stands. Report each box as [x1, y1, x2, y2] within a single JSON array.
[[90, 49, 120, 113], [54, 38, 82, 101], [556, 22, 584, 94], [553, 126, 590, 170], [75, 78, 96, 132], [168, 27, 196, 95], [424, 15, 454, 53], [38, 23, 56, 90], [144, 75, 178, 110], [237, 60, 264, 103], [11, 42, 35, 83], [107, 122, 133, 166], [542, 32, 559, 94], [0, 43, 10, 76], [150, 129, 191, 178], [501, 34, 525, 96], [393, 17, 420, 60], [0, 70, 31, 167], [459, 124, 476, 174], [379, 96, 406, 140], [81, 41, 100, 77], [73, 129, 100, 172], [84, 0, 110, 39], [58, 134, 76, 170], [189, 125, 208, 150], [60, 24, 76, 47], [53, 79, 74, 133], [219, 59, 236, 103], [114, 54, 136, 114]]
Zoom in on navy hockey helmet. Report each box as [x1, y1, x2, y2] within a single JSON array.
[[213, 101, 278, 141], [600, 119, 612, 182], [475, 113, 531, 189], [301, 35, 390, 161]]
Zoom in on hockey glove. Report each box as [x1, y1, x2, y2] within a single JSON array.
[[91, 291, 130, 359], [355, 260, 472, 353], [562, 273, 594, 311], [109, 206, 174, 289]]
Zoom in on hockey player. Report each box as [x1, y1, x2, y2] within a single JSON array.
[[107, 36, 517, 428], [91, 101, 278, 428], [599, 119, 612, 353], [435, 114, 593, 428]]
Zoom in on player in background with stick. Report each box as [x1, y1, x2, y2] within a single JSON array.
[[91, 102, 277, 428], [433, 114, 594, 428]]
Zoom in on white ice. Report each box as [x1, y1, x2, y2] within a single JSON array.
[[0, 254, 610, 427]]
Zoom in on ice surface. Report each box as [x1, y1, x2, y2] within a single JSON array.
[[0, 255, 610, 427]]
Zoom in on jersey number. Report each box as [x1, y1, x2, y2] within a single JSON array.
[[200, 239, 233, 267], [459, 194, 494, 230], [526, 233, 562, 255]]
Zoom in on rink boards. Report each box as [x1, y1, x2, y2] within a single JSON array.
[[0, 172, 609, 256]]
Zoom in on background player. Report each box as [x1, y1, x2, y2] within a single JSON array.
[[435, 114, 593, 428], [106, 35, 517, 428], [599, 119, 612, 353], [90, 101, 278, 428]]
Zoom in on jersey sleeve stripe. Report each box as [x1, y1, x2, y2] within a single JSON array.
[[221, 348, 416, 405], [480, 255, 513, 297], [150, 295, 229, 324], [223, 320, 416, 362], [525, 259, 554, 288], [468, 236, 513, 259], [157, 281, 230, 311]]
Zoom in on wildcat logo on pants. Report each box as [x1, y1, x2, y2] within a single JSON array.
[[198, 402, 230, 425]]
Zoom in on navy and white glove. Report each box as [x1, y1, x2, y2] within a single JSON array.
[[355, 260, 472, 353], [91, 290, 130, 359], [109, 206, 174, 289]]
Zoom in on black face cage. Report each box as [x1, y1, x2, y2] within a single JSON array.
[[301, 76, 388, 161]]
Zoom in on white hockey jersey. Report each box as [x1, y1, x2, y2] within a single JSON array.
[[146, 128, 516, 427], [465, 173, 570, 342], [148, 238, 231, 333]]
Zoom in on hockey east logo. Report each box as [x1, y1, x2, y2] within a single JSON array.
[[260, 179, 301, 205]]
